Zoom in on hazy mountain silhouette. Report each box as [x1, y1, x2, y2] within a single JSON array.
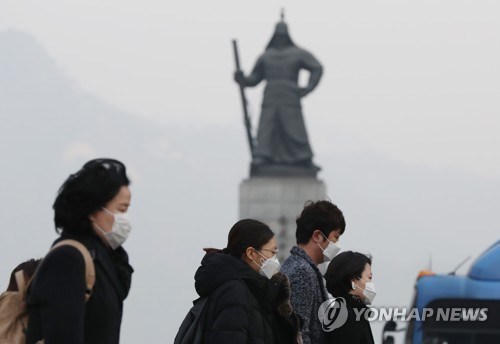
[[0, 29, 249, 343], [0, 28, 246, 280]]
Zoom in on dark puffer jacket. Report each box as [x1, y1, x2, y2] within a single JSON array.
[[194, 252, 300, 344], [324, 294, 375, 344]]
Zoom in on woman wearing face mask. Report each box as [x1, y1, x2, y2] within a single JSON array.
[[26, 158, 134, 344], [322, 251, 375, 344], [193, 219, 301, 344]]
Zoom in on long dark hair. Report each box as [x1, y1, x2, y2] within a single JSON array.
[[226, 219, 274, 257], [223, 219, 274, 257]]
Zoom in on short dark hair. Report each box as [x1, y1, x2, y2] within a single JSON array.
[[53, 158, 130, 235], [295, 200, 346, 244], [225, 219, 274, 257], [324, 251, 372, 297], [7, 258, 42, 292]]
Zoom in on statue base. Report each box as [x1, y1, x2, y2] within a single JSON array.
[[250, 162, 321, 178], [239, 176, 327, 260]]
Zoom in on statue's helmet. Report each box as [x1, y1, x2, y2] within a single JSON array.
[[266, 16, 295, 50], [274, 21, 289, 36]]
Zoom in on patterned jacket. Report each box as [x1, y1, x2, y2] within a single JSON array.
[[280, 246, 329, 344]]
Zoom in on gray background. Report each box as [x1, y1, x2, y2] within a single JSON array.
[[1, 1, 499, 343]]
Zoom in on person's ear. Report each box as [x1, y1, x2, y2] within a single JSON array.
[[89, 209, 100, 222], [245, 247, 256, 261], [312, 229, 323, 243]]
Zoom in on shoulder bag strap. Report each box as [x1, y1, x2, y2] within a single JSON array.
[[51, 239, 96, 301]]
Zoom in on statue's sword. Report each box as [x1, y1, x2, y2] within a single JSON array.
[[232, 39, 255, 158]]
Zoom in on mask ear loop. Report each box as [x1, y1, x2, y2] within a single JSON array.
[[251, 248, 267, 267], [93, 222, 107, 235], [320, 232, 329, 242], [102, 207, 114, 216], [317, 231, 333, 250], [316, 232, 326, 250], [251, 259, 262, 268], [352, 278, 364, 291]]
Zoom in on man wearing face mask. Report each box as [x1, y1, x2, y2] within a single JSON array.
[[26, 159, 134, 344], [323, 251, 375, 344], [280, 200, 345, 344]]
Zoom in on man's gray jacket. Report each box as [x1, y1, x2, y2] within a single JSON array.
[[281, 246, 329, 344]]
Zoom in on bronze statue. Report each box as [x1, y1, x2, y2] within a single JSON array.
[[234, 14, 323, 177]]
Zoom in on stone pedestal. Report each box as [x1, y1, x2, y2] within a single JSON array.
[[239, 177, 327, 260]]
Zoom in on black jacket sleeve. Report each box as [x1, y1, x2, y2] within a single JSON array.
[[30, 245, 87, 344], [207, 280, 250, 344]]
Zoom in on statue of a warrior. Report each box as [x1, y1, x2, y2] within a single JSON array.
[[234, 15, 323, 177]]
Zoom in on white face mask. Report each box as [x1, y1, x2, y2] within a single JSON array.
[[352, 280, 377, 304], [94, 208, 131, 250], [254, 250, 281, 279], [317, 233, 341, 261]]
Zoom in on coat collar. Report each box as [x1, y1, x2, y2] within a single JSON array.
[[290, 245, 329, 299], [56, 232, 133, 301], [290, 246, 318, 270]]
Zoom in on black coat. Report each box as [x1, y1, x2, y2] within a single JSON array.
[[194, 252, 300, 344], [26, 232, 133, 344], [325, 294, 375, 344]]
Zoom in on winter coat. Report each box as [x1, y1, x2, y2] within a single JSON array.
[[26, 232, 134, 344], [324, 294, 375, 344], [280, 246, 329, 344], [194, 252, 300, 344]]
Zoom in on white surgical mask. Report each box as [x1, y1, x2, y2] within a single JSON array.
[[317, 233, 341, 261], [352, 280, 377, 304], [94, 208, 131, 250], [253, 250, 281, 279]]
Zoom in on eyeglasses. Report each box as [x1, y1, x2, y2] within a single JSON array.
[[260, 248, 280, 255]]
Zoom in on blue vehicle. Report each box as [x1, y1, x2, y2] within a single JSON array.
[[383, 240, 500, 344]]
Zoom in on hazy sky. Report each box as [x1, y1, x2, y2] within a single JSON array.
[[1, 1, 500, 344], [2, 1, 500, 178]]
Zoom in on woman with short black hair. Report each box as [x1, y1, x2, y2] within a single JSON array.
[[26, 158, 134, 344], [323, 251, 375, 344]]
